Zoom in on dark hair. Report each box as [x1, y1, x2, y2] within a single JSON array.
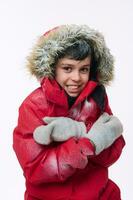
[[55, 40, 98, 80], [58, 40, 92, 60]]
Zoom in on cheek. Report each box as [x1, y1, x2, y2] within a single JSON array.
[[55, 73, 67, 86], [55, 69, 61, 83], [83, 75, 89, 84]]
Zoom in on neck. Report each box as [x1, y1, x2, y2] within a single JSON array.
[[67, 94, 77, 108]]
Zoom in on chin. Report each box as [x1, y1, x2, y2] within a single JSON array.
[[68, 93, 79, 97]]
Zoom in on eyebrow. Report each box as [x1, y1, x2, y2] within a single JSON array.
[[60, 64, 90, 67], [61, 64, 73, 66]]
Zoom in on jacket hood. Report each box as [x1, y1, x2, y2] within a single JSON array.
[[27, 24, 114, 85]]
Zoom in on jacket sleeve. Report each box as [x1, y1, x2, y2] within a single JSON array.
[[89, 94, 125, 167], [13, 98, 94, 185], [89, 136, 125, 167]]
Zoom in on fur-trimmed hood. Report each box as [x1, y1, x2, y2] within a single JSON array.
[[27, 24, 114, 85]]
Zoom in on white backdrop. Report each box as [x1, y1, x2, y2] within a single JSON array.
[[0, 0, 132, 199]]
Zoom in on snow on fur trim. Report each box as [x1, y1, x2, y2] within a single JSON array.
[[27, 24, 114, 85]]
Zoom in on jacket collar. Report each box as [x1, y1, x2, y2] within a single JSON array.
[[41, 78, 98, 108]]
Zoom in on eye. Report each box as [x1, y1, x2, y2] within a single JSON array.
[[80, 67, 90, 74], [62, 66, 72, 73]]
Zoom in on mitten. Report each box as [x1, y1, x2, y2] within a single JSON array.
[[33, 117, 86, 145], [59, 137, 95, 170], [85, 113, 123, 155]]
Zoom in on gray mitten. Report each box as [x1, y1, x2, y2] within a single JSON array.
[[85, 113, 123, 155], [33, 117, 86, 145]]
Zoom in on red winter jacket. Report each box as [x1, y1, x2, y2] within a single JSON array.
[[13, 78, 125, 200]]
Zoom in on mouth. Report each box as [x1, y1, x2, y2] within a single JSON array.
[[67, 85, 80, 89], [66, 85, 81, 93]]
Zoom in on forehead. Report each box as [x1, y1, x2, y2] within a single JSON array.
[[56, 56, 91, 66]]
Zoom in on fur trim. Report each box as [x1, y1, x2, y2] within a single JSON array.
[[27, 24, 114, 85]]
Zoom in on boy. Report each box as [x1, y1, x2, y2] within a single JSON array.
[[13, 24, 125, 200]]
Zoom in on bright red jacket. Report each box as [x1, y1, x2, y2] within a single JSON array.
[[13, 78, 125, 200]]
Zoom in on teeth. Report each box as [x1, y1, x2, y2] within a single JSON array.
[[68, 85, 79, 89]]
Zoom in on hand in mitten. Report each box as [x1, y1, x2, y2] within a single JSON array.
[[33, 117, 86, 145], [85, 113, 123, 155], [59, 137, 95, 170]]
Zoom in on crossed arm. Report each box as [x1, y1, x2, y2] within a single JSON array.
[[13, 100, 125, 185], [34, 113, 123, 155]]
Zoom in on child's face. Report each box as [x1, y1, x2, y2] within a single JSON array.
[[55, 56, 91, 97]]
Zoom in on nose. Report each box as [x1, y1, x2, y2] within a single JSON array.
[[71, 71, 81, 81]]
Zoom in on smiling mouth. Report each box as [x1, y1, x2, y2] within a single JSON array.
[[66, 85, 81, 93], [67, 84, 81, 87], [67, 85, 79, 89]]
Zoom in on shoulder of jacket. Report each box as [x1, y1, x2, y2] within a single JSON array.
[[20, 87, 48, 111]]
